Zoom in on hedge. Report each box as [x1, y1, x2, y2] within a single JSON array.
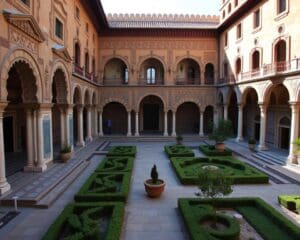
[[42, 202, 124, 240], [107, 146, 136, 157], [164, 145, 195, 158], [74, 172, 131, 202], [178, 198, 300, 240], [278, 195, 300, 212], [170, 156, 269, 185], [95, 156, 134, 173], [199, 145, 232, 156]]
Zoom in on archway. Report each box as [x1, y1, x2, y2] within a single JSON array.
[[228, 91, 238, 135], [176, 102, 199, 134], [4, 60, 38, 175], [139, 95, 164, 133], [204, 106, 214, 134], [204, 63, 214, 85], [176, 58, 200, 85], [278, 117, 290, 150], [139, 58, 164, 85], [103, 58, 128, 85], [103, 102, 127, 135]]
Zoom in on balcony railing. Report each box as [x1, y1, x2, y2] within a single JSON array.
[[103, 77, 128, 86], [175, 77, 200, 85], [74, 64, 83, 76], [73, 64, 98, 83], [138, 78, 164, 85]]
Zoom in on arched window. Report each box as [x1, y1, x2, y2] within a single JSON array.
[[123, 67, 129, 84], [235, 58, 242, 75], [278, 0, 286, 14], [228, 3, 232, 13], [222, 10, 225, 19], [74, 42, 80, 66], [92, 57, 95, 74], [275, 40, 286, 71], [252, 51, 260, 70], [205, 63, 214, 84], [235, 0, 238, 7], [187, 67, 196, 83], [146, 67, 156, 84], [85, 52, 89, 73]]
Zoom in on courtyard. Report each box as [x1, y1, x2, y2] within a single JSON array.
[[0, 138, 299, 240]]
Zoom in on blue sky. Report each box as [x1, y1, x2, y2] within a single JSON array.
[[101, 0, 220, 15]]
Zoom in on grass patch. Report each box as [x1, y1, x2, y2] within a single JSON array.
[[42, 202, 124, 240], [164, 145, 195, 158], [170, 156, 269, 184], [107, 146, 136, 157], [179, 198, 300, 240], [95, 156, 134, 173], [74, 172, 131, 202], [278, 195, 300, 213], [199, 145, 232, 156]]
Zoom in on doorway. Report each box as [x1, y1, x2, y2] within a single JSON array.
[[143, 104, 159, 131]]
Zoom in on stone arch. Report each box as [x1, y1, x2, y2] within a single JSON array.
[[176, 101, 200, 134], [0, 48, 43, 102], [175, 55, 203, 71], [100, 98, 130, 112], [272, 35, 290, 62], [137, 55, 167, 73], [92, 91, 97, 106], [241, 86, 259, 103], [83, 88, 92, 105], [137, 93, 166, 111], [262, 82, 290, 104], [72, 85, 83, 104], [249, 47, 263, 71], [226, 87, 241, 104], [102, 100, 127, 111], [101, 56, 130, 71], [175, 100, 200, 112]]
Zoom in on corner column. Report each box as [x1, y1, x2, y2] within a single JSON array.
[[236, 104, 244, 142], [76, 105, 85, 146], [36, 109, 47, 171], [135, 112, 139, 136], [164, 111, 168, 136], [98, 110, 103, 136], [199, 111, 204, 137], [24, 109, 34, 171], [288, 103, 299, 163], [86, 106, 92, 142], [59, 107, 66, 148], [258, 104, 268, 151], [171, 110, 176, 137], [127, 111, 132, 137]]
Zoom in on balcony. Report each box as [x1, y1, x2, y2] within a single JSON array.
[[138, 78, 164, 85], [73, 64, 98, 83], [175, 77, 200, 85], [103, 77, 128, 86]]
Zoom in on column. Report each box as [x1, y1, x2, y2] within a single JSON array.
[[258, 104, 268, 150], [236, 104, 244, 142], [77, 105, 85, 146], [65, 106, 73, 148], [164, 111, 168, 136], [86, 106, 92, 141], [288, 103, 299, 163], [59, 107, 66, 148], [24, 109, 34, 171], [135, 112, 139, 136], [36, 109, 47, 172], [127, 111, 132, 136], [223, 104, 228, 120], [171, 110, 176, 137], [0, 111, 11, 195], [93, 107, 98, 137], [98, 111, 103, 136], [199, 111, 204, 137], [213, 109, 218, 126]]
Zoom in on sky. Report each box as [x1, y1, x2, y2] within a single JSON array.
[[101, 0, 220, 16]]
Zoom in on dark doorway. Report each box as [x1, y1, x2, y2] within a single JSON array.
[[280, 127, 290, 150], [143, 104, 159, 131], [255, 123, 260, 142], [4, 116, 14, 152]]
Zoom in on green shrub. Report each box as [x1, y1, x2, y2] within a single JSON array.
[[278, 195, 300, 212], [42, 202, 124, 240], [107, 146, 136, 157], [95, 156, 134, 173], [164, 145, 194, 158], [199, 145, 232, 156], [74, 172, 131, 202], [209, 119, 233, 143]]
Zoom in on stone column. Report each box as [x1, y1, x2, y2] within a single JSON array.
[[199, 111, 204, 137], [236, 104, 244, 142], [0, 109, 11, 195], [258, 104, 268, 150], [164, 111, 168, 136], [76, 105, 85, 146], [288, 103, 299, 163], [59, 107, 66, 148], [223, 104, 228, 120], [93, 107, 98, 137], [65, 106, 73, 148], [98, 111, 103, 136], [127, 111, 132, 136], [171, 110, 176, 137], [36, 109, 47, 172], [24, 109, 34, 171], [135, 112, 139, 136], [86, 106, 92, 141], [213, 109, 218, 126]]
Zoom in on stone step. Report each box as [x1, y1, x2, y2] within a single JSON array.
[[99, 136, 207, 142], [252, 152, 286, 165]]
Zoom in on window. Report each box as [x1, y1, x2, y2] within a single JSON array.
[[228, 3, 232, 13], [55, 18, 63, 40], [235, 58, 242, 75], [74, 42, 80, 65], [222, 10, 225, 19], [225, 32, 228, 47], [252, 51, 260, 70], [123, 68, 129, 84], [235, 0, 238, 7], [223, 62, 228, 79], [20, 0, 30, 6], [236, 23, 242, 39], [278, 0, 286, 14], [86, 23, 89, 33], [253, 9, 260, 29], [85, 52, 89, 72], [75, 7, 80, 19], [146, 67, 156, 84]]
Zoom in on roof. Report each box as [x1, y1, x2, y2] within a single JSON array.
[[106, 13, 220, 29]]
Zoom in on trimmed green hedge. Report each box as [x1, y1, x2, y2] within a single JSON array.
[[42, 202, 124, 240], [278, 195, 300, 212], [74, 172, 131, 202], [178, 197, 300, 240], [107, 146, 136, 157], [95, 156, 134, 173], [164, 145, 195, 158], [170, 156, 269, 184], [199, 145, 232, 156]]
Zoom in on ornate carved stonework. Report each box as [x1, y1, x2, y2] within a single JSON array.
[[9, 28, 38, 53]]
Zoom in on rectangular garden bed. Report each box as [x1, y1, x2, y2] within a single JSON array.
[[199, 144, 232, 156], [95, 156, 134, 173], [170, 156, 269, 184], [107, 146, 136, 157], [278, 195, 300, 213], [164, 145, 195, 158], [178, 197, 300, 240], [42, 202, 124, 240], [74, 172, 131, 202]]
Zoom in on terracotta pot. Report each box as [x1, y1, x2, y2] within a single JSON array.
[[60, 152, 72, 163], [215, 143, 225, 152], [144, 179, 166, 198]]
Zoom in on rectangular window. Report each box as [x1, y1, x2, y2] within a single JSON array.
[[236, 23, 242, 39], [254, 9, 260, 29], [55, 18, 63, 40], [278, 0, 286, 14], [225, 32, 228, 47]]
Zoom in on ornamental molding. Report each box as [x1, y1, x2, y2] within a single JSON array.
[[52, 45, 72, 62]]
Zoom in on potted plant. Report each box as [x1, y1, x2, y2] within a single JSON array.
[[144, 164, 165, 198], [60, 144, 72, 163], [209, 119, 233, 152], [248, 138, 256, 151], [176, 135, 183, 145], [293, 138, 300, 164]]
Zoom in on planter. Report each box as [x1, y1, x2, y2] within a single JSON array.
[[248, 144, 256, 151], [144, 179, 165, 198], [215, 143, 225, 152], [60, 152, 72, 163]]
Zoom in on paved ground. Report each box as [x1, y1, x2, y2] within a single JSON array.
[[0, 139, 299, 239]]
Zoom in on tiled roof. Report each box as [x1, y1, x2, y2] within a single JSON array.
[[106, 13, 220, 29]]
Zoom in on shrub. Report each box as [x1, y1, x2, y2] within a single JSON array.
[[209, 119, 233, 144], [199, 145, 232, 156], [248, 139, 256, 144], [164, 145, 194, 158], [278, 195, 300, 212], [95, 156, 134, 173], [150, 164, 159, 184], [60, 143, 72, 153], [107, 146, 136, 157]]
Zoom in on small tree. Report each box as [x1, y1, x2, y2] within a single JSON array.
[[151, 164, 158, 184], [209, 119, 233, 144], [196, 167, 233, 228]]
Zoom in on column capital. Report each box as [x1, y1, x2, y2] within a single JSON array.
[[237, 102, 245, 108], [76, 104, 84, 111], [289, 102, 300, 110]]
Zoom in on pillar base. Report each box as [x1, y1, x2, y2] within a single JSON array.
[[24, 165, 35, 172], [99, 132, 103, 137], [0, 181, 11, 195], [76, 141, 85, 147], [236, 137, 243, 142], [134, 133, 139, 137], [164, 132, 169, 137], [34, 164, 47, 172], [287, 154, 297, 164], [171, 133, 176, 137], [127, 133, 132, 137], [258, 144, 268, 151], [199, 133, 204, 137]]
